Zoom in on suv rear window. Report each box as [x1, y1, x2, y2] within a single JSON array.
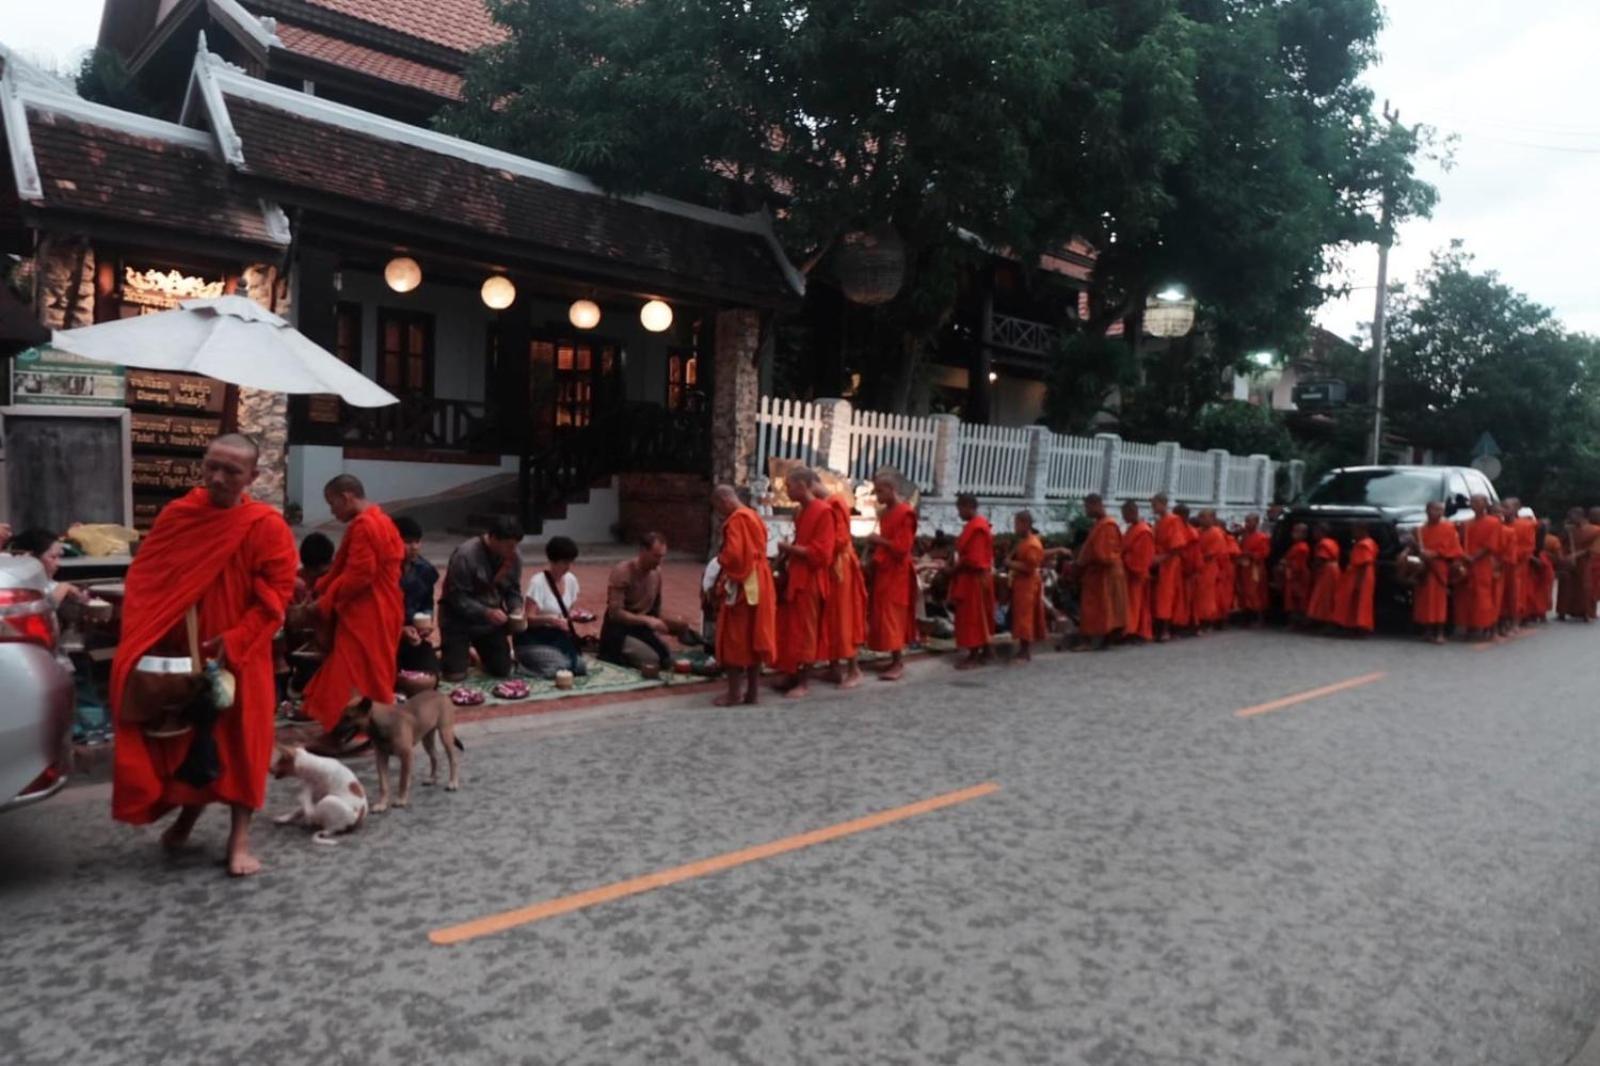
[[1305, 469, 1444, 508]]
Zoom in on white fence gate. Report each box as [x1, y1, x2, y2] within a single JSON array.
[[957, 424, 1033, 496], [846, 410, 940, 493], [1045, 433, 1102, 498], [752, 396, 825, 478]]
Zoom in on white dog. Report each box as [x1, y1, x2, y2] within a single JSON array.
[[271, 744, 369, 845]]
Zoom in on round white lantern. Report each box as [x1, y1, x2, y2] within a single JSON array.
[[639, 299, 673, 333], [481, 275, 516, 310], [384, 256, 422, 294], [568, 299, 602, 330]]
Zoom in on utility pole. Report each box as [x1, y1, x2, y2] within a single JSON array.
[[1368, 101, 1398, 466]]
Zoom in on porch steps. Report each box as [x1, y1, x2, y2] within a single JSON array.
[[444, 474, 618, 540]]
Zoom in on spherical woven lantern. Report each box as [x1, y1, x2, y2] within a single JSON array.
[[384, 256, 422, 294], [836, 226, 906, 306], [1142, 294, 1196, 339]]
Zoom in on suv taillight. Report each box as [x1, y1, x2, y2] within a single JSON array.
[[0, 588, 57, 651]]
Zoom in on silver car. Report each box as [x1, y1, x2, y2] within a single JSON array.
[[0, 554, 75, 811]]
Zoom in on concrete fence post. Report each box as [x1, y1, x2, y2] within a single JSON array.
[[1096, 433, 1121, 500], [931, 413, 963, 499], [1287, 459, 1307, 502], [813, 397, 854, 474], [1023, 425, 1052, 503], [1209, 449, 1229, 508], [1250, 454, 1271, 509], [1158, 441, 1181, 499]]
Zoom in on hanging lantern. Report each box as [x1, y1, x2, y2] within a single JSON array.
[[836, 225, 906, 306], [384, 256, 422, 293], [480, 275, 516, 310], [639, 299, 674, 333], [1142, 293, 1196, 339], [568, 299, 602, 330]]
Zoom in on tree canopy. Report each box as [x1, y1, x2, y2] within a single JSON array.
[[446, 0, 1428, 411]]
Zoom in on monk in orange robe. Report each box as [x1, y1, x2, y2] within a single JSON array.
[[1493, 500, 1524, 634], [1414, 502, 1463, 643], [1558, 508, 1597, 621], [817, 487, 868, 687], [1150, 494, 1189, 641], [775, 468, 835, 698], [1529, 531, 1559, 623], [1462, 495, 1504, 640], [1280, 523, 1312, 623], [1337, 523, 1378, 635], [1173, 505, 1203, 631], [1120, 500, 1155, 642], [1006, 511, 1047, 661], [1306, 525, 1342, 626], [302, 476, 406, 731], [1072, 494, 1128, 651], [1216, 523, 1241, 622], [1193, 510, 1225, 628], [711, 485, 777, 705], [1236, 514, 1271, 624], [866, 472, 918, 680], [111, 435, 298, 877], [947, 493, 995, 667], [1590, 507, 1600, 616]]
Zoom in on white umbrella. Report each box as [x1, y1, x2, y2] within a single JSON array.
[[49, 295, 398, 408]]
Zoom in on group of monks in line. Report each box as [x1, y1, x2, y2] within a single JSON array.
[[710, 474, 1600, 707]]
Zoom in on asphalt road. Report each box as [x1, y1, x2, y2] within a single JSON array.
[[5, 623, 1600, 1066]]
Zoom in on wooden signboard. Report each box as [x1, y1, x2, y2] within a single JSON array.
[[124, 370, 228, 414], [0, 406, 133, 531], [124, 370, 231, 529], [131, 413, 224, 451]]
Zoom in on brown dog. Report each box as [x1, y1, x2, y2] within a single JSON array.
[[339, 691, 462, 812]]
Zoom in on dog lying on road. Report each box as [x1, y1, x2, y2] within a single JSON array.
[[339, 690, 462, 812], [271, 744, 369, 845]]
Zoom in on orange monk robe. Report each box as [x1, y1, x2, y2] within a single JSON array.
[[1528, 532, 1559, 620], [1152, 514, 1190, 624], [1462, 515, 1504, 631], [949, 515, 996, 650], [1077, 517, 1128, 637], [1513, 517, 1540, 621], [1497, 519, 1526, 624], [715, 505, 778, 668], [776, 496, 835, 674], [1337, 536, 1378, 632], [819, 494, 868, 659], [1237, 531, 1272, 614], [1194, 526, 1226, 624], [1414, 520, 1463, 626], [1007, 533, 1048, 642], [1121, 520, 1155, 641], [111, 489, 298, 825], [1306, 538, 1342, 623], [1560, 524, 1599, 620], [1282, 541, 1312, 616], [303, 505, 406, 729], [1216, 534, 1241, 619], [1177, 523, 1203, 628], [868, 502, 918, 653]]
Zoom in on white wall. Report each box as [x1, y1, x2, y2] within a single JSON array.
[[290, 443, 518, 525], [338, 269, 494, 403]]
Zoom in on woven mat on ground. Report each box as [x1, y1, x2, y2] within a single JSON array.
[[440, 657, 713, 705]]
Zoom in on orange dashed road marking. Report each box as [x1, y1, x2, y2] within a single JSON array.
[[429, 782, 1001, 945], [1234, 672, 1388, 719]]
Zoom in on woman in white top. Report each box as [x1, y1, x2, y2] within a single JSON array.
[[513, 536, 589, 677]]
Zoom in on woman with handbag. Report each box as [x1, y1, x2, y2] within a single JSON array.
[[514, 536, 590, 678]]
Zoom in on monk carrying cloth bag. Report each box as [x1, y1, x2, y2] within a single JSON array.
[[120, 606, 236, 788]]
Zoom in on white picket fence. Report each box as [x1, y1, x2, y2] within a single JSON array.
[[750, 395, 1296, 508], [958, 424, 1033, 496], [846, 409, 940, 492]]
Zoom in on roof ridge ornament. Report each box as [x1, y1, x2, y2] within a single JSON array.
[[191, 33, 247, 167], [0, 62, 43, 201]]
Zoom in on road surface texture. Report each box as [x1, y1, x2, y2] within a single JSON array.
[[5, 624, 1600, 1065]]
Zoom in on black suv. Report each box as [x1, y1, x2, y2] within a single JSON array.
[[1270, 465, 1501, 623]]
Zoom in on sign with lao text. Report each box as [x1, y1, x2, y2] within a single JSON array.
[[132, 456, 204, 493], [131, 413, 223, 452], [10, 347, 126, 407], [124, 370, 227, 414]]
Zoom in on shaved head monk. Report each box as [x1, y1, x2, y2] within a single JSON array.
[[710, 485, 777, 705], [301, 475, 406, 734], [865, 470, 917, 681], [947, 494, 995, 668], [1557, 508, 1595, 622], [1237, 513, 1271, 625], [1072, 494, 1127, 651], [1120, 500, 1154, 642], [1193, 510, 1225, 631], [1414, 501, 1462, 644], [1462, 495, 1503, 641], [1005, 511, 1047, 662], [111, 434, 297, 877], [814, 475, 868, 688], [1150, 494, 1188, 642], [774, 467, 835, 698]]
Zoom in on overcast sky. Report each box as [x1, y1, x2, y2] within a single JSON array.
[[8, 1, 1599, 340]]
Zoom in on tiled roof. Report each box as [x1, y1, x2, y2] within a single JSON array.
[[222, 92, 800, 305], [21, 105, 286, 249], [275, 22, 465, 99], [298, 0, 505, 55]]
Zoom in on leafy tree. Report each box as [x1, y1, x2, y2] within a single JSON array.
[[1384, 244, 1600, 514], [75, 47, 154, 116]]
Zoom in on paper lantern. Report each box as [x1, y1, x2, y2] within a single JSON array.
[[836, 226, 906, 306], [1143, 293, 1195, 339], [640, 299, 673, 333], [384, 256, 422, 293], [480, 275, 516, 310], [568, 299, 602, 330]]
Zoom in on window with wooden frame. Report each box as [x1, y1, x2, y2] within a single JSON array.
[[666, 349, 700, 411], [334, 302, 362, 367], [534, 337, 621, 429], [376, 308, 433, 395]]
